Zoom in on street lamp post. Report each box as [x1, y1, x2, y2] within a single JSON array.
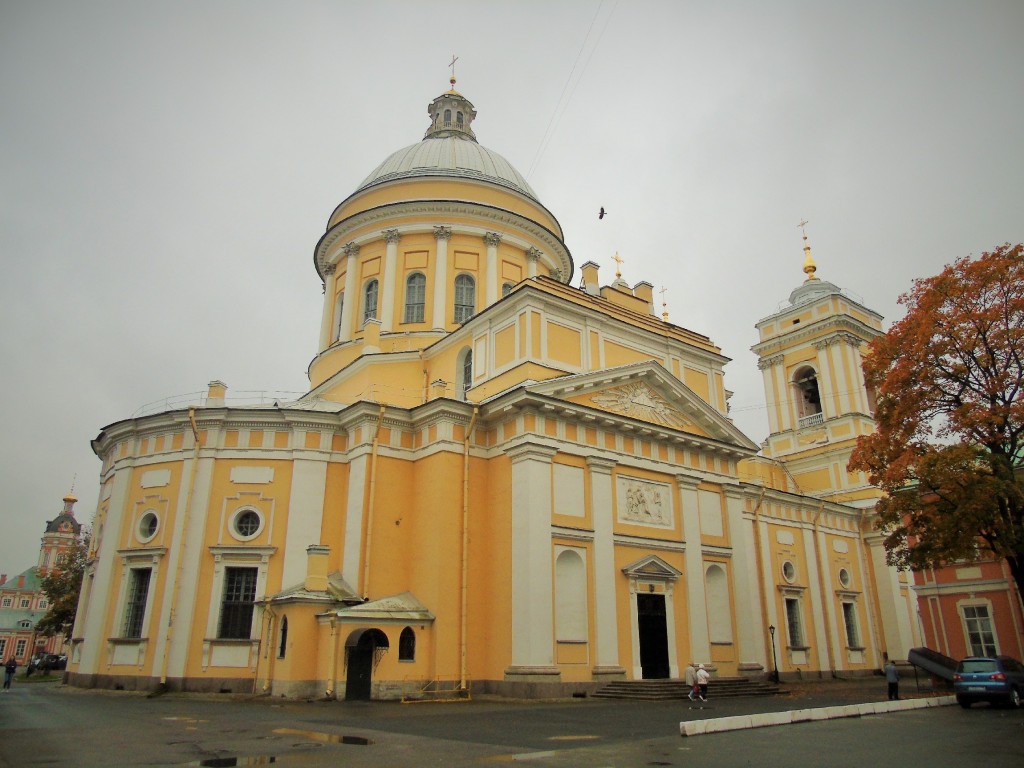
[[768, 625, 779, 684]]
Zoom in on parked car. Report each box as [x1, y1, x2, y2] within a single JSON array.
[[27, 653, 67, 674], [953, 656, 1024, 708]]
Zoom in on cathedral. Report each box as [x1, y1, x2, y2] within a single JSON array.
[[66, 78, 923, 699]]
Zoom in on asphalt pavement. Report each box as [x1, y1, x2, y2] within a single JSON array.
[[1, 677, 1022, 767]]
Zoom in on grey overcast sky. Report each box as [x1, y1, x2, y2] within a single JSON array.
[[1, 1, 1022, 571]]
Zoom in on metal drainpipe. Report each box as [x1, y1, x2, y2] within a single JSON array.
[[326, 617, 338, 698], [158, 407, 201, 688], [361, 405, 386, 600], [459, 406, 479, 691], [812, 502, 837, 677], [260, 605, 277, 694]]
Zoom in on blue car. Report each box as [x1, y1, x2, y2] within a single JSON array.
[[953, 656, 1024, 708]]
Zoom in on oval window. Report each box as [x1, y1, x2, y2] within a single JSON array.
[[232, 509, 263, 540], [782, 560, 797, 583]]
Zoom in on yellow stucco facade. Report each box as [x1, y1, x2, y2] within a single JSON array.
[[67, 83, 918, 700]]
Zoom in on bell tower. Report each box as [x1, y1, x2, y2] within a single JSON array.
[[751, 227, 883, 506]]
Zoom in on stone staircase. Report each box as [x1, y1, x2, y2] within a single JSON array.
[[591, 676, 784, 701]]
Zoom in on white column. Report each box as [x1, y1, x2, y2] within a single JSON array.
[[484, 232, 501, 306], [318, 262, 338, 350], [758, 355, 784, 434], [813, 340, 837, 420], [677, 473, 711, 665], [162, 451, 216, 679], [280, 459, 327, 589], [341, 450, 370, 592], [802, 525, 832, 672], [379, 229, 400, 333], [506, 443, 559, 678], [77, 464, 133, 673], [526, 247, 541, 279], [339, 244, 360, 342], [587, 457, 625, 677], [865, 531, 915, 662], [724, 485, 765, 670], [431, 226, 452, 329]]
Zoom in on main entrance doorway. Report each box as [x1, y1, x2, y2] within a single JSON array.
[[637, 593, 670, 679], [345, 628, 389, 701]]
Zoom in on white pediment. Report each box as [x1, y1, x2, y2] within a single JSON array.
[[526, 361, 758, 451], [622, 554, 683, 581]]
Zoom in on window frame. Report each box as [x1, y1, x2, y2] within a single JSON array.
[[217, 566, 259, 640], [398, 627, 416, 662], [784, 596, 805, 648], [960, 601, 999, 657], [362, 279, 379, 325], [403, 272, 426, 323], [453, 274, 476, 324], [121, 567, 153, 639]]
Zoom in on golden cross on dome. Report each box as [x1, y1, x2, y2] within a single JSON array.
[[798, 219, 817, 280], [660, 286, 669, 321], [612, 251, 624, 278]]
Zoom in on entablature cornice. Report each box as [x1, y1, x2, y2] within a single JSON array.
[[315, 200, 572, 284], [751, 315, 881, 358]]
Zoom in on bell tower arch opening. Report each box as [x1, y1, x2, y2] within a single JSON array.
[[793, 366, 822, 425]]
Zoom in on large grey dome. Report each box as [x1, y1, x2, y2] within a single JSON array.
[[353, 84, 539, 202], [355, 136, 539, 201]]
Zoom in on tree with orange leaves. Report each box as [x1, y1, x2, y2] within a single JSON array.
[[849, 243, 1024, 604]]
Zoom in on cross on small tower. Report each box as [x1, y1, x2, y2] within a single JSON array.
[[448, 54, 459, 87], [659, 286, 669, 322], [797, 219, 809, 243], [612, 251, 624, 278]]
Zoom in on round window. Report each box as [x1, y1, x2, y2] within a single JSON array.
[[838, 568, 852, 589], [232, 509, 263, 540], [137, 511, 159, 542], [782, 560, 796, 583]]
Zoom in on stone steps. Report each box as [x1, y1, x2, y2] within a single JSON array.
[[592, 676, 784, 701]]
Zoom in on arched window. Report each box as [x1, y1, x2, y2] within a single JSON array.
[[404, 273, 426, 323], [399, 627, 416, 661], [458, 347, 473, 400], [555, 549, 587, 642], [502, 282, 514, 297], [456, 111, 464, 127], [705, 564, 732, 643], [278, 616, 288, 659], [363, 279, 378, 324], [454, 274, 475, 323], [793, 366, 822, 424], [334, 292, 344, 341], [444, 108, 452, 126]]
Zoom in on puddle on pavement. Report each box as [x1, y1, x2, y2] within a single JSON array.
[[272, 727, 372, 745]]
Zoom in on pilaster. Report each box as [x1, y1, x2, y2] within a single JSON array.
[[432, 226, 452, 329]]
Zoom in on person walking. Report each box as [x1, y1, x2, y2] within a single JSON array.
[[696, 663, 710, 702], [885, 660, 900, 701], [684, 662, 697, 701], [3, 657, 16, 691]]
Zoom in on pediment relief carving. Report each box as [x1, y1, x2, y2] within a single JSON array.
[[585, 382, 690, 429]]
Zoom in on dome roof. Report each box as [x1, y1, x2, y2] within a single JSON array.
[[355, 137, 539, 201], [352, 84, 538, 203]]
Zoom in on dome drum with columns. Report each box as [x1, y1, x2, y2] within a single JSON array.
[[65, 80, 931, 700]]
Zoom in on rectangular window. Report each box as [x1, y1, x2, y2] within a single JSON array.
[[842, 602, 860, 647], [15, 639, 27, 657], [1, 598, 11, 608], [963, 604, 998, 656], [38, 599, 48, 609], [785, 597, 803, 647], [19, 598, 29, 608], [218, 567, 258, 639], [122, 568, 152, 639], [0, 639, 6, 658]]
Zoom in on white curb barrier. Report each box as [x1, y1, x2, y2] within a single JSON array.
[[679, 695, 956, 737]]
